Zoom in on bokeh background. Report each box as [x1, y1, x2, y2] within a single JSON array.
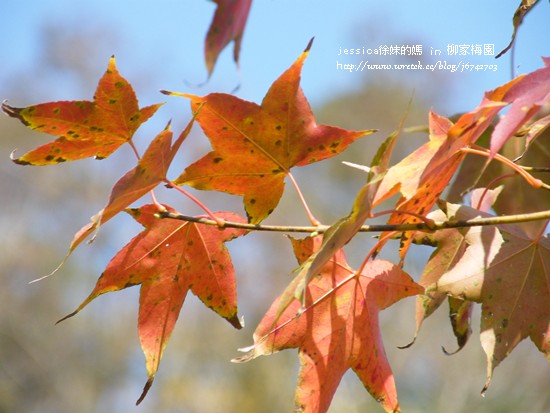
[[1, 1, 549, 412]]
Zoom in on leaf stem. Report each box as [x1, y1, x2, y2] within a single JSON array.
[[461, 146, 550, 190], [287, 171, 320, 226], [163, 179, 225, 227], [128, 139, 141, 160]]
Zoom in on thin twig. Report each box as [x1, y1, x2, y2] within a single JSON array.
[[157, 209, 550, 234]]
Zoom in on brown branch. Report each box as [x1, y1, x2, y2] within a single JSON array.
[[157, 209, 550, 234]]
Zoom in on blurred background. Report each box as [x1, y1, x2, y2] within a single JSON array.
[[1, 1, 549, 412]]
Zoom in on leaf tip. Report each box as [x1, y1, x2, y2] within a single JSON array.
[[227, 313, 244, 330], [55, 309, 79, 325], [2, 101, 27, 124], [9, 149, 27, 165], [136, 376, 154, 405], [231, 344, 257, 363], [397, 336, 417, 350], [305, 37, 315, 53], [342, 161, 371, 173]]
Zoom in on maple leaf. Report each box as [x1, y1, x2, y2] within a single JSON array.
[[166, 39, 374, 223], [2, 56, 162, 165], [372, 74, 524, 258], [490, 57, 550, 156], [406, 188, 503, 353], [204, 0, 252, 76], [234, 236, 422, 413], [371, 111, 456, 257], [426, 202, 550, 393], [58, 204, 247, 404], [68, 114, 197, 254]]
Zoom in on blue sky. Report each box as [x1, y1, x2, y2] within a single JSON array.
[[1, 1, 549, 115]]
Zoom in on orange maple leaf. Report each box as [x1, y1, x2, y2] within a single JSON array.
[[204, 0, 252, 76], [234, 236, 422, 413], [68, 115, 196, 254], [166, 39, 374, 223], [58, 204, 247, 404], [2, 56, 162, 165], [372, 75, 522, 258]]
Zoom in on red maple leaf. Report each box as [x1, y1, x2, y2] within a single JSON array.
[[2, 56, 162, 165], [490, 57, 550, 156], [58, 204, 247, 404], [204, 0, 253, 76], [234, 236, 422, 413], [166, 39, 374, 223]]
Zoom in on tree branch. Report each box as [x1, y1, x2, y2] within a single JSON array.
[[157, 209, 550, 234]]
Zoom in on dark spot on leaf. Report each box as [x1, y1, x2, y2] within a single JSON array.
[[250, 198, 256, 204], [55, 157, 66, 163], [109, 99, 117, 105], [501, 318, 509, 328], [206, 294, 213, 301], [45, 155, 55, 162], [213, 157, 223, 164], [275, 140, 282, 146], [319, 144, 326, 150], [53, 108, 60, 115], [115, 80, 125, 88], [275, 125, 282, 130]]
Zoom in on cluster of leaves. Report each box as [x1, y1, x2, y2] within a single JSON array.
[[3, 1, 550, 412]]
